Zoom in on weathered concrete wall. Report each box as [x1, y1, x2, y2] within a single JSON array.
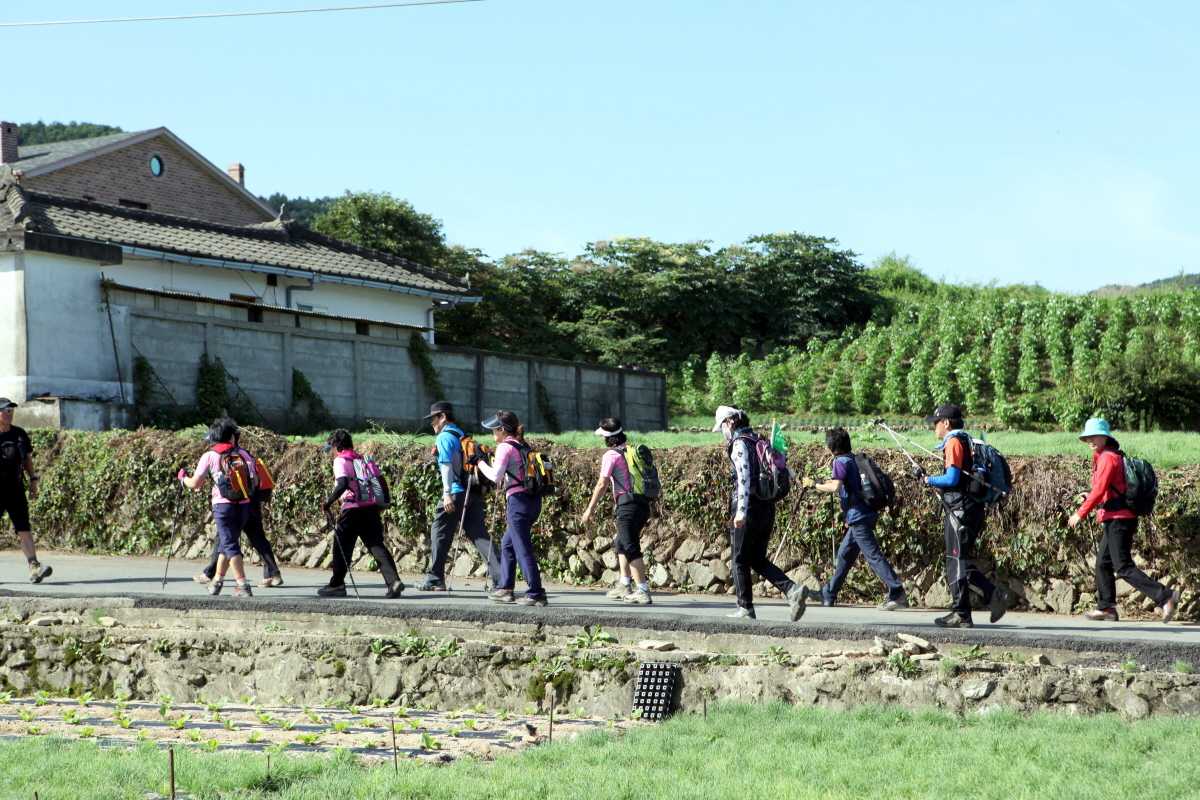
[[1, 604, 1197, 720]]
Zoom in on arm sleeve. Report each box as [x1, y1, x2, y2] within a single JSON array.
[[1078, 453, 1118, 518], [325, 476, 350, 508], [732, 439, 751, 519], [439, 462, 456, 495], [927, 465, 962, 489], [476, 443, 507, 484]]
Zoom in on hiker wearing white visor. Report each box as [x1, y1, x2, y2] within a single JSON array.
[[581, 418, 653, 605]]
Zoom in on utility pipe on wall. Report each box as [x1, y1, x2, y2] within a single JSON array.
[[285, 274, 319, 308]]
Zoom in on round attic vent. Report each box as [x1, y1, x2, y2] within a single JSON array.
[[149, 155, 164, 177]]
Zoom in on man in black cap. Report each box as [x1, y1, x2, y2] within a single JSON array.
[[0, 399, 51, 583], [918, 403, 1011, 628], [416, 401, 501, 592]]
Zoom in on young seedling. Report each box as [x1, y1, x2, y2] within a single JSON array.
[[168, 715, 189, 730], [464, 719, 477, 730], [116, 715, 135, 730], [296, 732, 323, 746], [25, 725, 42, 736], [1121, 653, 1141, 674], [221, 718, 237, 731], [446, 709, 461, 720], [471, 702, 487, 713], [361, 718, 378, 728], [135, 730, 149, 741], [278, 695, 295, 705], [496, 709, 511, 721], [205, 697, 227, 713], [34, 691, 52, 706], [405, 719, 421, 730], [951, 645, 989, 661], [263, 622, 285, 633], [359, 737, 384, 749], [61, 709, 87, 725], [201, 739, 219, 752], [17, 709, 35, 722], [238, 695, 257, 705], [305, 709, 323, 724], [522, 706, 537, 715], [256, 713, 274, 725], [279, 718, 296, 731], [631, 709, 644, 720], [1174, 661, 1193, 674], [449, 726, 463, 738], [115, 693, 131, 710], [329, 720, 351, 734], [572, 707, 585, 719], [186, 729, 203, 742], [393, 707, 409, 718], [246, 731, 263, 744], [265, 742, 290, 755], [78, 727, 96, 738], [0, 691, 13, 703], [371, 698, 390, 708], [420, 732, 441, 750]]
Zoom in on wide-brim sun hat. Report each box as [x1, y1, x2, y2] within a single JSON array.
[[712, 405, 741, 432], [1079, 418, 1111, 440]]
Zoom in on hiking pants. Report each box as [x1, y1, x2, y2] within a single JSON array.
[[329, 506, 400, 588], [213, 502, 250, 559], [730, 502, 796, 610], [0, 482, 30, 534], [204, 500, 279, 580], [942, 492, 995, 615], [497, 491, 545, 599], [821, 518, 904, 604], [1095, 518, 1172, 610], [614, 500, 650, 561], [426, 489, 501, 585]]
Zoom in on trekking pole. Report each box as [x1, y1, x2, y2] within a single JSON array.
[[161, 481, 186, 589], [771, 486, 809, 565], [872, 418, 941, 460], [446, 479, 474, 592], [483, 487, 504, 593], [325, 508, 361, 600]]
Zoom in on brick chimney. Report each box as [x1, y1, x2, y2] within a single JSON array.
[[0, 122, 18, 164], [227, 162, 245, 186]]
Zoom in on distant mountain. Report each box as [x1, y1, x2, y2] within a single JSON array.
[[17, 121, 123, 145], [1091, 273, 1200, 296]]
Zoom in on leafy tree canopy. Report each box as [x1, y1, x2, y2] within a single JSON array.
[[311, 191, 447, 268], [16, 121, 124, 145], [258, 193, 335, 227]]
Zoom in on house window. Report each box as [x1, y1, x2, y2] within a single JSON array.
[[119, 199, 149, 210], [247, 307, 263, 323], [356, 322, 370, 336], [149, 156, 164, 177], [266, 274, 278, 286]]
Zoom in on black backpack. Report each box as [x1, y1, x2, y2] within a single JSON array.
[[850, 453, 896, 511], [1105, 451, 1158, 517]]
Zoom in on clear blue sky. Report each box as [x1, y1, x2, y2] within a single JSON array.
[[8, 1, 1200, 291]]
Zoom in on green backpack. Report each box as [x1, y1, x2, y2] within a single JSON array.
[[614, 444, 661, 504]]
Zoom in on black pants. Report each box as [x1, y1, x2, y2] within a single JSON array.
[[1096, 517, 1171, 610], [0, 482, 30, 533], [204, 501, 279, 580], [731, 502, 796, 610], [426, 490, 501, 585], [614, 500, 650, 561], [330, 507, 400, 588], [942, 492, 995, 615]]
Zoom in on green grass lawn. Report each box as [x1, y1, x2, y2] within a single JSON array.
[[5, 703, 1200, 799]]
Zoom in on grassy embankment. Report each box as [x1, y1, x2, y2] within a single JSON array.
[[4, 703, 1199, 799]]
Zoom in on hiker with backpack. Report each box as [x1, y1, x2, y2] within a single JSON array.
[[581, 418, 656, 605], [178, 418, 258, 597], [714, 405, 807, 621], [800, 427, 907, 611], [194, 427, 283, 589], [317, 429, 404, 599], [416, 401, 502, 592], [473, 409, 549, 606], [918, 404, 1013, 628], [1068, 418, 1180, 623], [0, 399, 51, 584]]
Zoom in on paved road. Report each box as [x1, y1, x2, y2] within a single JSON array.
[[3, 550, 1196, 656]]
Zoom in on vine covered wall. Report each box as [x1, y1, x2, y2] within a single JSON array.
[[15, 429, 1200, 620]]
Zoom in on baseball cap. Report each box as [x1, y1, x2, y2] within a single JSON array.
[[923, 403, 964, 424], [422, 401, 454, 420], [712, 405, 741, 432], [0, 398, 17, 410]]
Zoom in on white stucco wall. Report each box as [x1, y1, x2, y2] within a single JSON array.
[[106, 254, 434, 328], [0, 252, 29, 402]]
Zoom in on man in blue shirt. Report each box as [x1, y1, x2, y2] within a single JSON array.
[[801, 427, 907, 610], [416, 401, 502, 591]]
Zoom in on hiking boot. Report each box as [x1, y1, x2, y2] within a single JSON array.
[[385, 579, 405, 599], [877, 596, 911, 611], [606, 582, 633, 600], [258, 574, 284, 588], [1161, 589, 1181, 624], [803, 586, 833, 607], [317, 584, 347, 598], [727, 606, 756, 619], [787, 585, 807, 622], [28, 560, 52, 584], [415, 579, 446, 592], [990, 588, 1013, 624], [623, 587, 652, 605], [489, 588, 515, 604], [208, 579, 223, 596], [193, 571, 212, 585], [516, 595, 548, 607], [934, 612, 974, 628], [1084, 607, 1119, 622], [234, 582, 253, 598]]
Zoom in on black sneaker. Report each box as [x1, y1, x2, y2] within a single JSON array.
[[516, 595, 548, 607], [934, 612, 974, 628], [385, 580, 405, 599], [415, 579, 446, 592], [28, 560, 52, 584], [489, 588, 515, 604], [208, 579, 223, 596], [317, 584, 348, 598], [990, 588, 1013, 624]]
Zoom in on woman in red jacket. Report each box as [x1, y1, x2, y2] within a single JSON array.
[[1068, 418, 1180, 623]]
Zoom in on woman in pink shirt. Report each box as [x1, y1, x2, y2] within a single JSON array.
[[1068, 418, 1180, 623], [581, 418, 652, 605], [179, 418, 256, 597], [474, 410, 546, 606]]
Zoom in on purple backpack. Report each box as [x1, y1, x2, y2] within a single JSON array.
[[736, 432, 791, 502]]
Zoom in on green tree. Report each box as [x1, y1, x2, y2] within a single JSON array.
[[312, 191, 447, 267], [258, 193, 335, 227], [16, 121, 123, 145]]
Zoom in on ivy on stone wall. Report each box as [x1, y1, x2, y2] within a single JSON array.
[[535, 379, 562, 434], [408, 333, 447, 401], [290, 368, 334, 433]]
